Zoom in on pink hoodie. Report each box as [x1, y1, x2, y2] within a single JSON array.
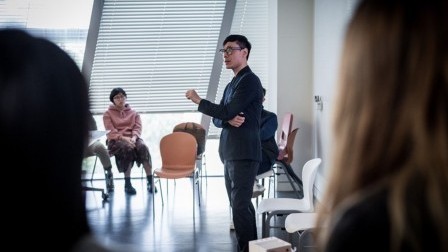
[[103, 104, 142, 141]]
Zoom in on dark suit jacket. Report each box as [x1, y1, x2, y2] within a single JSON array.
[[200, 66, 263, 162]]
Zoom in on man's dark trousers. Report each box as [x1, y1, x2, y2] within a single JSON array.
[[225, 160, 259, 252]]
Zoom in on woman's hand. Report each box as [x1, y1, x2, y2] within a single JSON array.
[[121, 136, 136, 148]]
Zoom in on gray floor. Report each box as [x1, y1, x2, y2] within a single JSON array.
[[84, 176, 300, 252]]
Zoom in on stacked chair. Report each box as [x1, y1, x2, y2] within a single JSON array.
[[256, 158, 321, 238], [256, 112, 294, 200]]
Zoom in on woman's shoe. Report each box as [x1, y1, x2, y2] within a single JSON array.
[[124, 184, 136, 195], [147, 180, 158, 193]]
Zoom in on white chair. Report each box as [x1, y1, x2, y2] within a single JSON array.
[[285, 212, 317, 250], [256, 158, 321, 238]]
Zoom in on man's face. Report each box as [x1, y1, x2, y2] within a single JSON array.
[[221, 41, 247, 70]]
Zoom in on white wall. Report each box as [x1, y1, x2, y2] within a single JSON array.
[[312, 0, 357, 199], [276, 0, 314, 190], [276, 0, 357, 199]]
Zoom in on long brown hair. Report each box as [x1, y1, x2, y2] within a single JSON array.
[[316, 0, 448, 251]]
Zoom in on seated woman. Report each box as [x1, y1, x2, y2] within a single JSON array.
[[103, 87, 156, 195]]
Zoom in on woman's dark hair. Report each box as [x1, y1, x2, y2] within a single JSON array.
[[0, 28, 90, 250], [109, 87, 127, 103]]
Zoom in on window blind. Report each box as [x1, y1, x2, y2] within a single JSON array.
[[0, 0, 93, 68], [89, 0, 227, 114]]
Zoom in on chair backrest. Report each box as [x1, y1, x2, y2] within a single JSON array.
[[160, 132, 197, 171], [282, 128, 299, 165], [275, 128, 303, 195], [173, 122, 206, 156], [301, 158, 322, 211], [277, 113, 293, 160]]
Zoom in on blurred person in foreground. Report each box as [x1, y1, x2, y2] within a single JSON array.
[[315, 1, 448, 252], [0, 28, 111, 251]]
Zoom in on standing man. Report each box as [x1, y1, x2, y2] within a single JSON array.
[[186, 34, 263, 252]]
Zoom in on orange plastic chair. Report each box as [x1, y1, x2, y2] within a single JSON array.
[[152, 132, 201, 219]]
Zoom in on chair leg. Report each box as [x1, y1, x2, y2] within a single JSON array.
[[267, 174, 274, 198], [288, 232, 293, 245], [272, 164, 279, 198], [261, 212, 267, 238], [152, 176, 155, 219], [261, 178, 265, 199], [298, 229, 316, 252], [91, 156, 98, 181], [161, 179, 165, 205], [156, 177, 164, 206], [152, 176, 165, 219], [262, 212, 280, 238], [196, 158, 203, 194], [166, 180, 169, 199], [192, 178, 195, 221], [203, 154, 207, 186], [191, 172, 201, 206], [83, 185, 108, 201], [197, 174, 201, 206], [196, 155, 207, 189], [191, 171, 201, 220], [273, 166, 277, 198]]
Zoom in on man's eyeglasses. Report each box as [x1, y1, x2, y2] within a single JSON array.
[[219, 47, 244, 55], [113, 95, 126, 100]]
